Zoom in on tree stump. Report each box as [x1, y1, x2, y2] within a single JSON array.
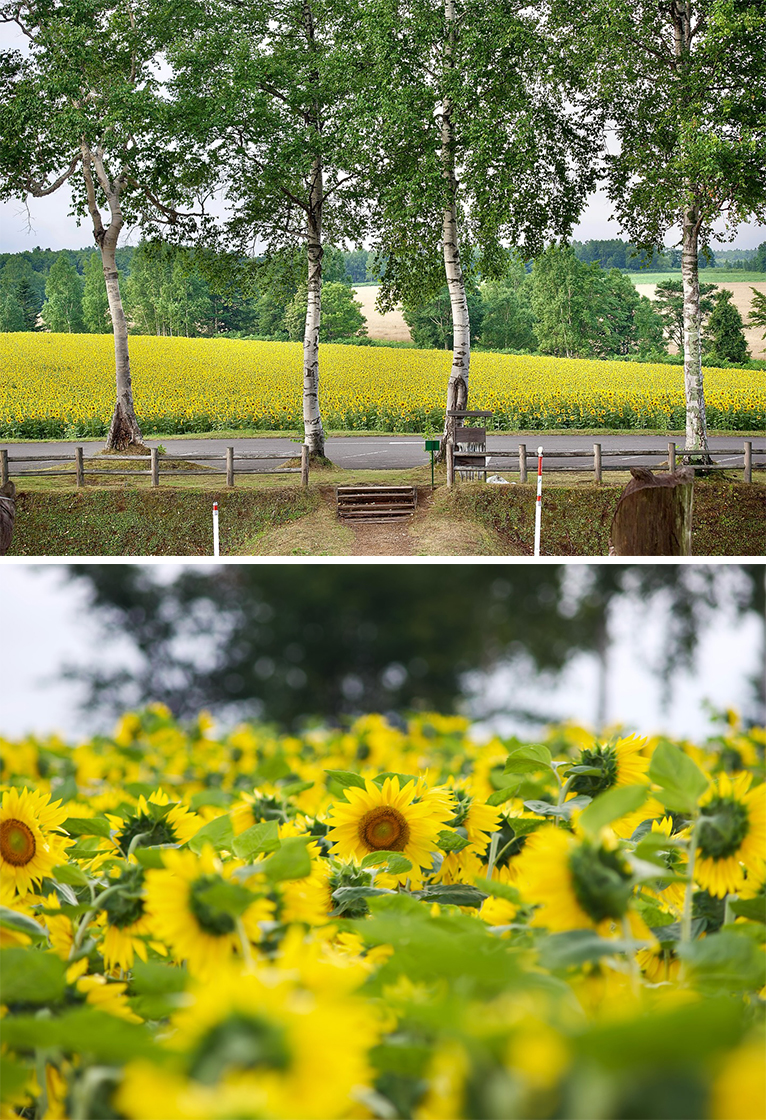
[[609, 467, 694, 556], [0, 481, 16, 556]]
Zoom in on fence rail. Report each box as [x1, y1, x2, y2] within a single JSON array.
[[447, 440, 762, 486], [0, 445, 310, 488]]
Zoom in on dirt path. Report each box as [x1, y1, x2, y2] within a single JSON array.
[[347, 491, 436, 555]]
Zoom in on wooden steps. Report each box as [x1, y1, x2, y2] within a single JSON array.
[[336, 485, 417, 522]]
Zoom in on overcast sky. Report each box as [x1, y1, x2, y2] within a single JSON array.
[[3, 185, 765, 257], [0, 563, 761, 745]]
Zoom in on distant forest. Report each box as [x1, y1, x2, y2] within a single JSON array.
[[0, 238, 762, 366]]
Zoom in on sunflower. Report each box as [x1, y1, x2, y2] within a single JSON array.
[[108, 790, 201, 858], [145, 846, 274, 977], [99, 864, 156, 972], [566, 735, 649, 798], [115, 964, 379, 1120], [0, 786, 71, 895], [325, 776, 453, 871], [515, 826, 634, 931], [694, 772, 766, 898], [443, 783, 501, 855]]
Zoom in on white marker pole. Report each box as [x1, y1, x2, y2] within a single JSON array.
[[213, 501, 220, 558], [533, 446, 543, 557]]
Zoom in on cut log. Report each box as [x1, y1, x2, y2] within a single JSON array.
[[609, 467, 694, 556]]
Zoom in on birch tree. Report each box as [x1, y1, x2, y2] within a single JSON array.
[[358, 0, 598, 452], [549, 0, 766, 457], [0, 0, 195, 449], [164, 0, 370, 460]]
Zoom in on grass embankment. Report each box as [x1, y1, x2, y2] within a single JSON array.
[[8, 470, 764, 556], [450, 478, 766, 556], [8, 486, 319, 556]]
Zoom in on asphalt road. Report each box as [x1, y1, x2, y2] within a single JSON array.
[[3, 433, 764, 475]]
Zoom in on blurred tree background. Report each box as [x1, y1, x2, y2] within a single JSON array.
[[65, 564, 765, 730]]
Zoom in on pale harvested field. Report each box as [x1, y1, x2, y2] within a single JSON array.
[[357, 280, 765, 357], [353, 285, 412, 341], [635, 280, 766, 359]]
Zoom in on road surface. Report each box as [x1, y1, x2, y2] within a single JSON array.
[[3, 434, 763, 475]]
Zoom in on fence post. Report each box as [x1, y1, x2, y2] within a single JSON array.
[[518, 443, 527, 484], [668, 441, 676, 473], [150, 447, 159, 487], [301, 444, 309, 487], [594, 442, 602, 484], [744, 440, 752, 484], [75, 447, 84, 488], [446, 441, 455, 488], [226, 446, 234, 488], [1, 449, 8, 487]]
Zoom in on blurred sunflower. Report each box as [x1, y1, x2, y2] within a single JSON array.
[[145, 846, 274, 976], [516, 826, 634, 931], [108, 790, 201, 857], [567, 735, 649, 798], [326, 776, 453, 870], [694, 772, 766, 898], [115, 965, 379, 1120], [0, 786, 71, 895], [99, 864, 155, 971]]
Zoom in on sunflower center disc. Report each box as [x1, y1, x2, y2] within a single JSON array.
[[359, 807, 410, 852], [0, 819, 36, 866]]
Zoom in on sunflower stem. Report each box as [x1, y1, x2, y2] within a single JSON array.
[[34, 1052, 49, 1120], [724, 892, 738, 926], [621, 914, 640, 996], [236, 917, 255, 971], [680, 820, 700, 946], [127, 831, 151, 860], [556, 776, 576, 829], [70, 883, 126, 957], [486, 832, 500, 879]]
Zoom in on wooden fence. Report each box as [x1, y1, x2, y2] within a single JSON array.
[[446, 440, 763, 486], [0, 445, 310, 488]]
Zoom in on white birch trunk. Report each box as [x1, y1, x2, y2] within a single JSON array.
[[672, 1, 709, 458], [440, 0, 470, 455], [681, 208, 709, 455], [303, 154, 326, 458], [81, 142, 144, 451]]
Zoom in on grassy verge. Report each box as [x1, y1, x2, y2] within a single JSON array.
[[626, 270, 766, 285], [9, 486, 319, 556], [2, 427, 764, 443], [7, 468, 764, 556], [451, 477, 766, 556]]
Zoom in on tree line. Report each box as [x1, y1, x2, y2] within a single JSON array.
[[0, 0, 764, 459], [1, 239, 759, 367]]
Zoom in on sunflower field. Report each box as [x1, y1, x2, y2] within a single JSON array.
[[1, 333, 763, 438], [1, 707, 764, 1120]]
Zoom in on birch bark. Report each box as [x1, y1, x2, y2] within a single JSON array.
[[672, 0, 709, 457], [303, 155, 326, 458], [440, 0, 471, 455], [680, 205, 709, 453], [300, 0, 327, 460], [81, 141, 144, 451]]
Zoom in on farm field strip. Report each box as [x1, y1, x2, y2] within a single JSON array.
[[1, 333, 763, 438]]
